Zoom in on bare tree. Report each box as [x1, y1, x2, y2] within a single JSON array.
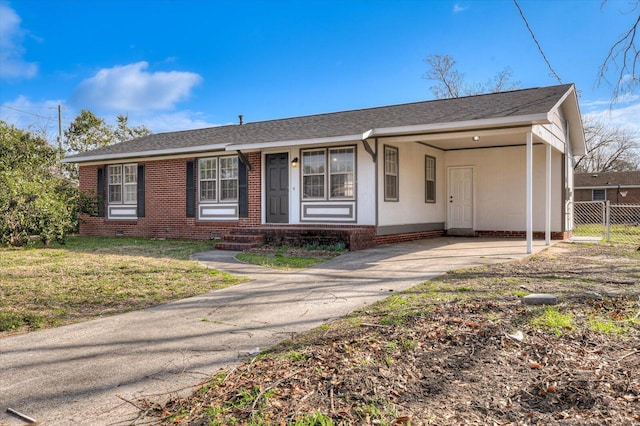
[[424, 54, 640, 171], [574, 115, 640, 172], [423, 54, 521, 99], [597, 0, 640, 102]]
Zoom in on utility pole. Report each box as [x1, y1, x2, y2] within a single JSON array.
[[57, 104, 63, 173]]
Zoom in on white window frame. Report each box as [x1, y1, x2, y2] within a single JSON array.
[[219, 156, 239, 202], [198, 155, 239, 203], [108, 163, 137, 205], [329, 147, 355, 199], [425, 155, 436, 203], [301, 146, 356, 201], [384, 145, 399, 201], [592, 189, 606, 201]]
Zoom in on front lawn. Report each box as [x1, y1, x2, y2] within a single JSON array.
[[153, 242, 640, 425], [0, 237, 244, 335]]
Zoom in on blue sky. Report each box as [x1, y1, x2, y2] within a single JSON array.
[[1, 0, 638, 141]]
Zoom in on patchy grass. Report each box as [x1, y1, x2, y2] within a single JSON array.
[[0, 237, 245, 335], [530, 306, 575, 336], [236, 245, 341, 270], [149, 242, 640, 425]]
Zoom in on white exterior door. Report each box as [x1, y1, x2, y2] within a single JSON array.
[[448, 167, 473, 229]]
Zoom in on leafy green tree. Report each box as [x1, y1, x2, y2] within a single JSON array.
[[64, 110, 151, 154], [0, 121, 93, 246], [64, 109, 113, 153], [114, 113, 151, 143]]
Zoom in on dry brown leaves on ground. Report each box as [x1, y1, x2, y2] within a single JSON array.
[[146, 242, 640, 425]]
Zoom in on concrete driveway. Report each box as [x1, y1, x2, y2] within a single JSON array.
[[0, 238, 552, 425]]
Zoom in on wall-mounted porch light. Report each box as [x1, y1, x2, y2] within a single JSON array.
[[291, 157, 299, 168], [472, 136, 480, 141]]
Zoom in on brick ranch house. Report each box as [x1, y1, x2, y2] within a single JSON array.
[[65, 84, 586, 253], [574, 171, 640, 204]]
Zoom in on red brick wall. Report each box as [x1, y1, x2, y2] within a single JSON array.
[[239, 152, 262, 227], [373, 230, 445, 246], [78, 159, 240, 240], [575, 188, 640, 204], [474, 230, 569, 240]]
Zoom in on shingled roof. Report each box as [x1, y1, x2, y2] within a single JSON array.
[[66, 83, 577, 162], [575, 171, 640, 187]]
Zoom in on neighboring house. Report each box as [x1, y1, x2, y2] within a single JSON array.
[[64, 84, 586, 253], [574, 171, 640, 204]]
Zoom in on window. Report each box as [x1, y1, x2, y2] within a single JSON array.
[[384, 146, 398, 201], [329, 147, 354, 198], [302, 150, 325, 199], [199, 156, 238, 202], [108, 164, 137, 204], [199, 158, 217, 201], [302, 146, 355, 200], [425, 155, 436, 203], [219, 156, 239, 201], [592, 189, 606, 201]]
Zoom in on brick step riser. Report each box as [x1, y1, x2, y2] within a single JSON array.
[[223, 235, 264, 243], [214, 242, 262, 251]]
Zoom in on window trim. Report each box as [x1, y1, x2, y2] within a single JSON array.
[[592, 189, 606, 202], [384, 145, 399, 202], [107, 163, 137, 205], [425, 155, 436, 203], [198, 155, 239, 203], [301, 145, 356, 201]]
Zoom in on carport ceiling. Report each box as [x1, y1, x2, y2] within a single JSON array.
[[386, 127, 544, 151]]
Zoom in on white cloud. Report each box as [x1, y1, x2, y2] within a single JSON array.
[[0, 1, 38, 79], [583, 97, 640, 134], [453, 3, 468, 13], [70, 62, 203, 112], [134, 111, 220, 134]]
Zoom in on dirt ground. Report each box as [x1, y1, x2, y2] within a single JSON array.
[[147, 242, 639, 425]]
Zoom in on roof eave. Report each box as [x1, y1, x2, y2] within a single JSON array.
[[63, 143, 230, 163], [229, 114, 551, 151], [551, 84, 586, 156]]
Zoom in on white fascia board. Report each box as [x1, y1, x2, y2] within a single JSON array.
[[532, 124, 565, 154], [370, 113, 550, 137], [228, 134, 365, 151], [62, 143, 230, 163], [550, 85, 586, 156], [228, 114, 550, 151]]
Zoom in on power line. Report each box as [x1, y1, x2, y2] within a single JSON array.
[[0, 104, 57, 120], [513, 0, 563, 84]]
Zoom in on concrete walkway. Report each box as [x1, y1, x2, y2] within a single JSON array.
[[0, 238, 552, 425]]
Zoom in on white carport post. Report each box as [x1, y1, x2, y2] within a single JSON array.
[[545, 144, 552, 245], [526, 131, 533, 254]]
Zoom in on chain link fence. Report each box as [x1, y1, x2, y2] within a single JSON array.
[[571, 201, 640, 245]]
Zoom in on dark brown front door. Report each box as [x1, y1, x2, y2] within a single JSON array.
[[266, 153, 289, 223]]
